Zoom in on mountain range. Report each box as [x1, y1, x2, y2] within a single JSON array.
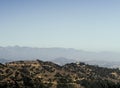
[[0, 46, 120, 68]]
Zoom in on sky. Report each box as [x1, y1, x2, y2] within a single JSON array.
[[0, 0, 120, 52]]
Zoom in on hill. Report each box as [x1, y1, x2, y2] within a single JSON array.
[[0, 60, 120, 88]]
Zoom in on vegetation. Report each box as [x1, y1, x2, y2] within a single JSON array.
[[0, 60, 120, 88]]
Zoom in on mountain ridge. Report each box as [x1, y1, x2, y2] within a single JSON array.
[[0, 60, 120, 88], [0, 46, 120, 61]]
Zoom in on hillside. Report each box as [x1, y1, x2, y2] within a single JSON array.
[[0, 60, 120, 88]]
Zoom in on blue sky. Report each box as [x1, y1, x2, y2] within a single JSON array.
[[0, 0, 120, 52]]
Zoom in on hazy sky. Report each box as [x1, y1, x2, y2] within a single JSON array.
[[0, 0, 120, 52]]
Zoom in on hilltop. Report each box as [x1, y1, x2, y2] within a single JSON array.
[[0, 60, 120, 88]]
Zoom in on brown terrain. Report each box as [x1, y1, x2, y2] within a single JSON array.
[[0, 60, 120, 88]]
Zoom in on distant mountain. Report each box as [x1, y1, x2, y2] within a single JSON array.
[[0, 60, 120, 88], [0, 46, 120, 61], [0, 46, 120, 68]]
